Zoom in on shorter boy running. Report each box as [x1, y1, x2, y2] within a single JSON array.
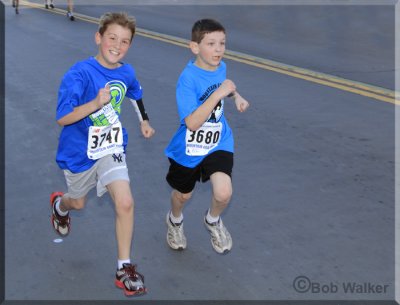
[[165, 18, 250, 254]]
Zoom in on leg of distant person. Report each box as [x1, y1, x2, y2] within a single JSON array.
[[66, 0, 74, 21], [15, 0, 19, 14]]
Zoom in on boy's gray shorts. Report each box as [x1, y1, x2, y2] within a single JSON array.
[[63, 153, 129, 199]]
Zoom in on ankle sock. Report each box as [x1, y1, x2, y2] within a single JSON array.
[[169, 211, 183, 225], [118, 259, 131, 269], [206, 210, 220, 224], [55, 198, 68, 216]]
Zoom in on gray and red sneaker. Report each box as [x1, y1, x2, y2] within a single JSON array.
[[50, 192, 70, 237], [115, 263, 147, 296]]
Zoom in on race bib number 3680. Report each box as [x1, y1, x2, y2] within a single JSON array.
[[185, 122, 222, 156], [87, 122, 123, 160]]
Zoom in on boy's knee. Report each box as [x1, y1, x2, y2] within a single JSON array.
[[174, 190, 192, 203], [213, 187, 232, 205], [115, 196, 134, 213]]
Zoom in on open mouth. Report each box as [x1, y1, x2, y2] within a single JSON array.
[[110, 50, 120, 56]]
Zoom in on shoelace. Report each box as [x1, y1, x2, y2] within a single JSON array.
[[120, 265, 145, 292], [122, 265, 141, 280], [210, 221, 228, 246], [123, 264, 144, 282], [171, 223, 185, 240]]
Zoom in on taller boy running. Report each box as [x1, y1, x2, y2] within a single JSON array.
[[165, 19, 249, 254], [51, 12, 154, 296]]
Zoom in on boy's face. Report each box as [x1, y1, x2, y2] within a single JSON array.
[[190, 31, 226, 71], [95, 24, 132, 69]]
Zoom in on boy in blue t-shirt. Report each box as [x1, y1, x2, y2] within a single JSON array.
[[165, 19, 249, 254], [50, 12, 155, 296]]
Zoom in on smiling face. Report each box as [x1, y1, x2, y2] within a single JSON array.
[[190, 31, 226, 71], [95, 23, 133, 69]]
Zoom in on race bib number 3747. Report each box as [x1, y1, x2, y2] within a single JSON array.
[[87, 122, 123, 160]]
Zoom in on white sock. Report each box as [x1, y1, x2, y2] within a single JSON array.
[[169, 211, 183, 224], [206, 210, 220, 224], [55, 198, 68, 216], [118, 259, 131, 269]]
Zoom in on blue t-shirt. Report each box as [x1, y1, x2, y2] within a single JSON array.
[[165, 60, 234, 168], [56, 57, 143, 173]]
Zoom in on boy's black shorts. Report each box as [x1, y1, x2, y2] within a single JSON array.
[[166, 150, 233, 194]]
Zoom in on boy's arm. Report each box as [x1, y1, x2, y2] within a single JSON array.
[[140, 120, 155, 138], [231, 91, 250, 113], [130, 98, 155, 139], [57, 85, 111, 126], [185, 79, 236, 131]]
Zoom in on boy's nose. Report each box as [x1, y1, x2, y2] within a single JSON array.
[[114, 40, 122, 49]]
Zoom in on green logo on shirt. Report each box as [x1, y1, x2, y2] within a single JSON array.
[[90, 80, 127, 126]]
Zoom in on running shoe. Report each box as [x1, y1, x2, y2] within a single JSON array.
[[45, 4, 48, 8], [50, 192, 70, 236], [204, 214, 232, 254], [49, 3, 54, 8], [67, 11, 75, 21], [115, 263, 147, 296], [166, 212, 186, 250]]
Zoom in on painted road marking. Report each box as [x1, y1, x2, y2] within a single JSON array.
[[20, 0, 399, 105]]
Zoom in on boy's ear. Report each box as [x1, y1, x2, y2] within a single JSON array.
[[189, 41, 199, 55], [95, 32, 101, 45]]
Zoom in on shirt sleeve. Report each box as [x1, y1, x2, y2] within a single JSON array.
[[176, 73, 198, 123], [126, 66, 143, 101], [56, 69, 85, 121]]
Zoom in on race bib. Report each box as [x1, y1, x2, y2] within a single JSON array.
[[185, 122, 222, 156], [87, 122, 123, 160]]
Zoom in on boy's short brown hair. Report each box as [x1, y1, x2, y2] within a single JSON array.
[[98, 12, 136, 42], [191, 19, 225, 43]]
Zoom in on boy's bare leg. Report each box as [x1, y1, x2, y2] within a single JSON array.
[[170, 189, 192, 218], [59, 196, 86, 211], [51, 193, 85, 237], [166, 189, 191, 250], [107, 180, 134, 260], [205, 172, 233, 254], [107, 180, 146, 296], [209, 172, 232, 217]]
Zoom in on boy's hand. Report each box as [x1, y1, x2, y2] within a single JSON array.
[[217, 79, 236, 99], [233, 93, 250, 113], [140, 120, 155, 138], [95, 85, 111, 108]]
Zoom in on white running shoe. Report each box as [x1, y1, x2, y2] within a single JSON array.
[[204, 216, 232, 254], [67, 11, 75, 21], [166, 212, 187, 250]]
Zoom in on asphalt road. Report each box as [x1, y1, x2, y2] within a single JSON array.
[[3, 0, 396, 302]]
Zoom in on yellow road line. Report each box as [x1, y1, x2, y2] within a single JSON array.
[[224, 53, 398, 105], [21, 0, 399, 105]]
